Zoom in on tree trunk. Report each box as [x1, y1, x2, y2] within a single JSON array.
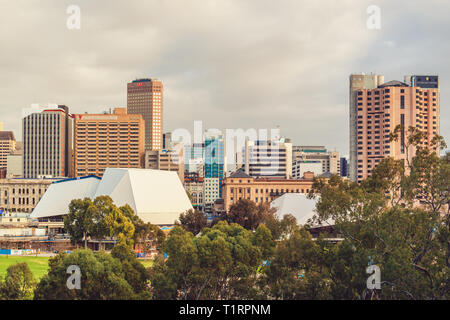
[[84, 232, 87, 249]]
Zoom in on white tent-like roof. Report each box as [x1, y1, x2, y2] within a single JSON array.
[[270, 193, 332, 227], [30, 176, 101, 219], [94, 168, 193, 225], [31, 168, 193, 225]]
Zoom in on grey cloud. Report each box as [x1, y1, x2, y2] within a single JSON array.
[[0, 0, 449, 156]]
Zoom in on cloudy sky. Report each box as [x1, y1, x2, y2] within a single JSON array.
[[0, 0, 449, 156]]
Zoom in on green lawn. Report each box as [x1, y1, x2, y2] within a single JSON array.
[[0, 256, 50, 280], [0, 255, 154, 282], [139, 259, 154, 268]]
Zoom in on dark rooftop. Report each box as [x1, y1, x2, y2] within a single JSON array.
[[378, 80, 410, 88], [0, 131, 15, 141], [229, 168, 252, 179]]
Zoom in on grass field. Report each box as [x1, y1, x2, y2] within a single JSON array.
[[139, 259, 154, 268], [0, 256, 50, 280], [0, 255, 155, 281]]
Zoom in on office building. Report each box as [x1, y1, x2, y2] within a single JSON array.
[[184, 143, 205, 174], [127, 78, 163, 150], [292, 160, 323, 179], [204, 133, 225, 205], [73, 108, 145, 177], [0, 131, 16, 171], [340, 157, 349, 177], [245, 138, 292, 179], [354, 80, 439, 182], [145, 148, 184, 183], [349, 74, 385, 181], [23, 105, 73, 179], [7, 147, 23, 178], [292, 146, 340, 175]]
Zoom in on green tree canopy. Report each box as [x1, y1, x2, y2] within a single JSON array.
[[0, 263, 36, 300], [34, 249, 150, 300], [150, 221, 275, 300]]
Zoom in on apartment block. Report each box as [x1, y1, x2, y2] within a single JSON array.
[[245, 139, 292, 179], [222, 170, 316, 211], [127, 78, 163, 150], [354, 80, 439, 182], [23, 106, 73, 179], [73, 108, 145, 177], [349, 74, 385, 181], [145, 147, 184, 182]]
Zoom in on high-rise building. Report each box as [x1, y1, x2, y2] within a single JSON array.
[[204, 133, 224, 205], [0, 131, 16, 171], [73, 108, 145, 177], [145, 147, 184, 183], [349, 74, 385, 181], [292, 146, 340, 175], [23, 106, 73, 178], [184, 143, 205, 174], [245, 138, 292, 179], [404, 75, 439, 89], [340, 157, 349, 177], [127, 78, 163, 150], [162, 132, 172, 149], [354, 80, 439, 182]]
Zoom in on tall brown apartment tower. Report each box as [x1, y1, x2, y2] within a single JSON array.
[[349, 74, 384, 181], [127, 78, 163, 150], [73, 108, 145, 177], [354, 80, 439, 183]]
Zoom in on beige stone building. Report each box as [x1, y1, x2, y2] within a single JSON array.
[[73, 108, 145, 177], [222, 170, 316, 211], [0, 178, 56, 213], [145, 147, 184, 182]]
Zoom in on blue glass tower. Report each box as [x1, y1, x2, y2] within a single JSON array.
[[204, 134, 224, 198]]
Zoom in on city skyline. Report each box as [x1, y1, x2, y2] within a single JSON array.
[[0, 1, 449, 157]]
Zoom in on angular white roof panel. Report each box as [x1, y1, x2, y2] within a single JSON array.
[[30, 176, 101, 219], [270, 193, 332, 227], [31, 168, 193, 225]]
